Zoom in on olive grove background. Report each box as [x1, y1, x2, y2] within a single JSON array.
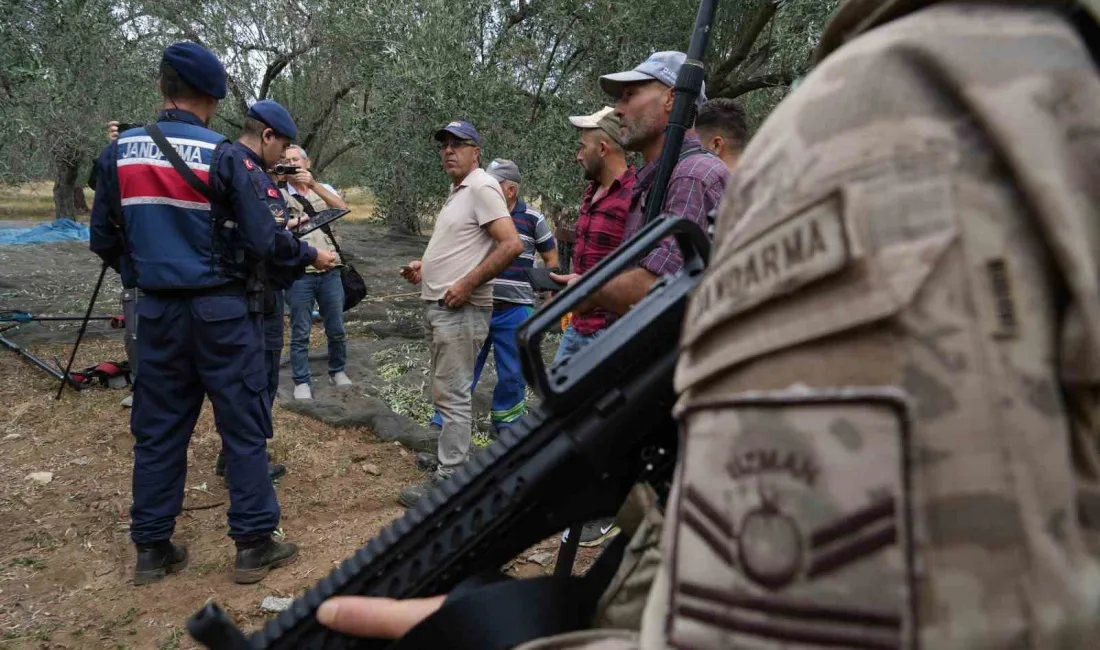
[[0, 0, 839, 231]]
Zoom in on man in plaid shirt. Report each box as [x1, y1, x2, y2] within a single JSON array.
[[553, 52, 728, 313], [553, 106, 636, 364]]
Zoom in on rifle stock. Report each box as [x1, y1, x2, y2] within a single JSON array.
[[187, 217, 710, 649]]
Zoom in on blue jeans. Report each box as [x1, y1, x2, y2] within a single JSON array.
[[431, 304, 532, 429], [289, 271, 346, 386], [553, 323, 601, 365]]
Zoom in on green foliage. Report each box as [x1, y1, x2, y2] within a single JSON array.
[[0, 0, 838, 226], [10, 556, 46, 570]]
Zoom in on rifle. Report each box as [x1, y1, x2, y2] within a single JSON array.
[[186, 0, 718, 645], [188, 215, 709, 650]]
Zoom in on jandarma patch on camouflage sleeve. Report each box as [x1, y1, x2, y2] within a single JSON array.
[[687, 194, 851, 333], [668, 389, 916, 650]]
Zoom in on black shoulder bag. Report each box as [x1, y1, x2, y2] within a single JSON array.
[[289, 192, 367, 312]]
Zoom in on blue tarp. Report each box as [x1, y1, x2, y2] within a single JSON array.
[[0, 218, 90, 245]]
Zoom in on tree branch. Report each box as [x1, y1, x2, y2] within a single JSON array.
[[548, 45, 587, 96], [711, 0, 777, 91], [488, 0, 543, 62], [314, 141, 359, 174], [300, 81, 357, 152], [214, 113, 243, 132], [716, 71, 795, 98], [226, 76, 250, 118], [507, 0, 535, 27], [257, 36, 316, 99], [529, 17, 576, 125]]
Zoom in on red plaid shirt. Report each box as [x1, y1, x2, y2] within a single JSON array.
[[571, 166, 636, 335]]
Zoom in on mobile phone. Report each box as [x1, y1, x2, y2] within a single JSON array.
[[524, 267, 567, 292]]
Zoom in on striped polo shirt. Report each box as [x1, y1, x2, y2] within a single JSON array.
[[492, 199, 556, 306]]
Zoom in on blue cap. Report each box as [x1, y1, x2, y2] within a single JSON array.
[[600, 51, 706, 109], [247, 99, 298, 140], [433, 120, 481, 147], [161, 42, 227, 100]]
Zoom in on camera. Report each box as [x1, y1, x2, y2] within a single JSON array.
[[272, 164, 300, 175]]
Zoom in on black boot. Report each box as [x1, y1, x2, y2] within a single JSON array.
[[416, 452, 438, 472], [133, 540, 188, 586], [233, 537, 298, 584]]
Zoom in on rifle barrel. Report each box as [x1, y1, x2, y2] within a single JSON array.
[[644, 0, 719, 224]]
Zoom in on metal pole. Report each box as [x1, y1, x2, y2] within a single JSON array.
[[56, 262, 109, 400]]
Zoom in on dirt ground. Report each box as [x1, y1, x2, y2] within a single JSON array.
[[0, 222, 595, 649]]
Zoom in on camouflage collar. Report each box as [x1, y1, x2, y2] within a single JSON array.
[[813, 0, 1093, 65]]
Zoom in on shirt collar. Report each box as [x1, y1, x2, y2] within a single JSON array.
[[450, 167, 482, 192], [512, 198, 527, 216], [158, 109, 206, 127], [234, 141, 266, 169], [584, 165, 637, 202]]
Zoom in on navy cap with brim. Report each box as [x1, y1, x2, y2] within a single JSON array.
[[433, 120, 482, 147], [247, 99, 298, 140], [162, 42, 227, 100]]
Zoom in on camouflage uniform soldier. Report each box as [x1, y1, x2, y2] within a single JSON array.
[[315, 1, 1100, 647]]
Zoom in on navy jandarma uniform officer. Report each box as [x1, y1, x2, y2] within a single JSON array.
[[89, 42, 336, 586], [212, 100, 311, 482]]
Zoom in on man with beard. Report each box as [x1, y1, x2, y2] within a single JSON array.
[[552, 52, 728, 316], [553, 106, 635, 365]]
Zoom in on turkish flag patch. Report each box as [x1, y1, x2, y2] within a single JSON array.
[[267, 187, 279, 199], [244, 158, 255, 170]]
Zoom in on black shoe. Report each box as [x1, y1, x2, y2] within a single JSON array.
[[561, 518, 620, 548], [133, 541, 188, 586], [399, 425, 441, 454], [233, 538, 298, 584], [398, 470, 454, 509], [268, 462, 287, 480], [416, 452, 438, 472]]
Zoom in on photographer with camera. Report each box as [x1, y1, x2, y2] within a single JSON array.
[[280, 145, 353, 400]]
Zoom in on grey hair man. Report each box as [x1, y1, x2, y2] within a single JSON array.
[[281, 144, 353, 400]]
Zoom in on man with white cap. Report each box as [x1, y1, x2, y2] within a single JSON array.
[[552, 52, 728, 316], [554, 106, 635, 366]]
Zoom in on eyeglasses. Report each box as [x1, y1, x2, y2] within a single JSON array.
[[439, 139, 476, 151]]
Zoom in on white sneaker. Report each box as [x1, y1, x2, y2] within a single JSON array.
[[330, 371, 352, 387], [120, 394, 133, 408], [293, 383, 313, 400]]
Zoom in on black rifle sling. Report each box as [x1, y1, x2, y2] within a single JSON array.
[[641, 145, 719, 217], [289, 192, 342, 255], [391, 534, 629, 650], [144, 123, 224, 203]]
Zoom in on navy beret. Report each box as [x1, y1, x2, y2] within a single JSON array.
[[247, 100, 298, 140], [162, 42, 227, 100]]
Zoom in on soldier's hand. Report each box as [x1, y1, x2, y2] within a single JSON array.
[[287, 215, 310, 230], [400, 261, 422, 285], [442, 277, 474, 309], [293, 170, 315, 188], [317, 595, 445, 639], [313, 249, 338, 271], [108, 121, 120, 141]]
